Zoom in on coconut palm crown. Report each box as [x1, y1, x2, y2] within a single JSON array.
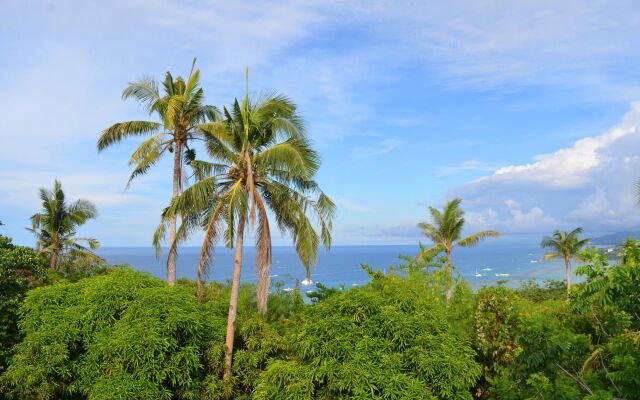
[[28, 180, 101, 270], [97, 59, 219, 285], [161, 72, 334, 377], [418, 198, 500, 300], [541, 228, 591, 292]]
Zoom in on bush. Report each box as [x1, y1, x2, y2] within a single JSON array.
[[0, 244, 48, 375], [2, 268, 207, 399], [254, 269, 481, 399]]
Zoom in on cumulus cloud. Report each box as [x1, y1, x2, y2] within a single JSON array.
[[453, 103, 640, 233]]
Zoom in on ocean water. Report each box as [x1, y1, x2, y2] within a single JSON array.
[[97, 242, 572, 290]]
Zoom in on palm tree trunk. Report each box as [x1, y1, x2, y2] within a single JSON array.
[[49, 252, 58, 270], [224, 217, 245, 379], [256, 265, 270, 314], [167, 141, 183, 286], [445, 249, 453, 302], [565, 255, 571, 293], [196, 262, 204, 302]]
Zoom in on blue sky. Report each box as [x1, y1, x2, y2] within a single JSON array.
[[2, 0, 640, 246]]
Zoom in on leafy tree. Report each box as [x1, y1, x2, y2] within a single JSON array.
[[474, 286, 521, 396], [161, 72, 334, 377], [618, 236, 640, 264], [417, 198, 500, 300], [2, 269, 209, 399], [541, 228, 590, 292], [254, 266, 481, 399], [567, 248, 640, 398], [28, 180, 101, 270], [516, 279, 566, 303], [97, 59, 219, 286], [0, 220, 13, 249], [0, 239, 48, 375]]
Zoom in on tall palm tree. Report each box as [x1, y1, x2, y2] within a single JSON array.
[[541, 228, 590, 292], [418, 198, 500, 300], [97, 59, 219, 286], [28, 180, 101, 270], [162, 71, 334, 378]]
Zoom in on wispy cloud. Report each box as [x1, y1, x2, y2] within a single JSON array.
[[384, 1, 640, 94], [333, 197, 375, 212], [437, 160, 496, 176], [351, 138, 403, 158]]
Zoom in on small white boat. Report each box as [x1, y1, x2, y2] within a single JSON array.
[[482, 267, 492, 271], [282, 288, 294, 292], [495, 273, 510, 277], [301, 278, 313, 286], [530, 260, 538, 263], [474, 268, 483, 277]]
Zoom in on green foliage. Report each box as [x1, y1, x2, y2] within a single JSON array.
[[56, 255, 113, 282], [0, 225, 12, 250], [2, 269, 206, 399], [0, 244, 48, 374], [515, 279, 566, 302], [474, 287, 521, 389], [255, 268, 481, 399], [305, 282, 344, 304], [1, 241, 638, 400]]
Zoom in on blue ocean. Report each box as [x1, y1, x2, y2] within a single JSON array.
[[97, 241, 573, 290]]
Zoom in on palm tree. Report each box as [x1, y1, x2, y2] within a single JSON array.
[[541, 228, 590, 292], [417, 198, 500, 301], [97, 59, 219, 286], [162, 71, 334, 378], [28, 180, 101, 270]]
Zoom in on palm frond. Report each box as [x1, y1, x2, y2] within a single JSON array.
[[122, 77, 160, 112], [543, 253, 560, 261], [97, 121, 161, 150], [457, 230, 501, 247]]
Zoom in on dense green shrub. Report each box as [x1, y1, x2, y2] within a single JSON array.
[[2, 269, 207, 399], [0, 242, 48, 375], [253, 269, 481, 399], [515, 279, 566, 302], [1, 243, 639, 400]]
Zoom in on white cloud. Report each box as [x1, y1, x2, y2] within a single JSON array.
[[454, 102, 640, 233], [489, 122, 636, 188], [464, 200, 556, 234], [351, 138, 403, 158]]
